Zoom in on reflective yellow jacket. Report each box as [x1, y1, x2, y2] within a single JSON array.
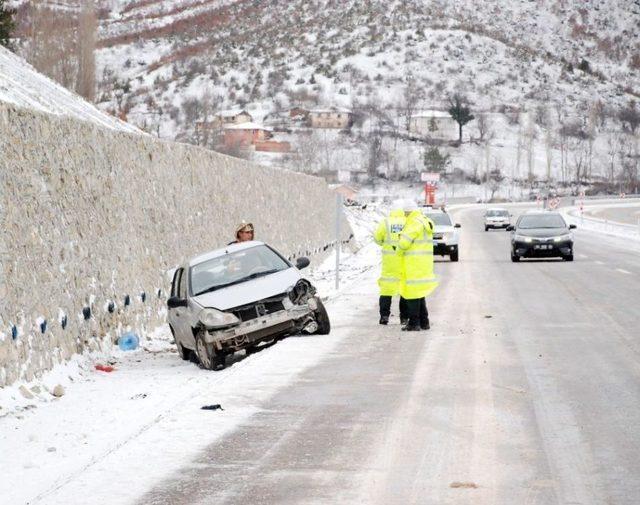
[[373, 209, 406, 296], [397, 210, 438, 299]]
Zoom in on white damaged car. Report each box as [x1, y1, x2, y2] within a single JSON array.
[[167, 241, 330, 370]]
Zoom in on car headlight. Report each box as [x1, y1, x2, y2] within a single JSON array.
[[514, 234, 533, 243], [199, 308, 240, 329], [553, 234, 572, 242]]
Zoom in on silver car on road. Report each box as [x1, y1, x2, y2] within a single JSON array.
[[167, 241, 330, 370]]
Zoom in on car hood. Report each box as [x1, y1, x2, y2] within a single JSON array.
[[193, 268, 302, 310], [514, 227, 569, 238]]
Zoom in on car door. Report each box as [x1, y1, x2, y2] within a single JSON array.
[[168, 267, 194, 350]]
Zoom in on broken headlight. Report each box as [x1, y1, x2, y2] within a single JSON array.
[[288, 279, 317, 305], [199, 308, 240, 329]]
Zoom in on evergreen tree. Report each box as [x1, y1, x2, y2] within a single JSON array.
[[448, 94, 474, 143], [0, 0, 16, 49], [423, 147, 450, 173]]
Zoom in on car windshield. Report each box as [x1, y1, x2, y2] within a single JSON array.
[[424, 213, 452, 226], [518, 214, 567, 229], [190, 245, 290, 296], [487, 209, 508, 217]]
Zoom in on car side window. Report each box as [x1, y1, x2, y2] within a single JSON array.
[[171, 268, 182, 297], [178, 269, 188, 299]]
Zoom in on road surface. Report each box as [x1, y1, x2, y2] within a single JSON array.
[[136, 206, 640, 505]]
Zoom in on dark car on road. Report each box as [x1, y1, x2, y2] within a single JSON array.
[[507, 211, 576, 262]]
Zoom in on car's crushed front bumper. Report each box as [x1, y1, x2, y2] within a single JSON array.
[[203, 303, 314, 350]]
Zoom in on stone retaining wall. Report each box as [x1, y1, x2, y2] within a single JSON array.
[[0, 104, 352, 386]]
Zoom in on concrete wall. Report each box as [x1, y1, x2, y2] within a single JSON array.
[[0, 104, 352, 386]]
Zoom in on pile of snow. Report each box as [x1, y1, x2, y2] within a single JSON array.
[[0, 46, 140, 134]]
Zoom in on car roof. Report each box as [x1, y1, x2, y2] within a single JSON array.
[[188, 241, 265, 267], [487, 207, 508, 211]]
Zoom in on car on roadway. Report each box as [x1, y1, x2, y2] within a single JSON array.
[[507, 211, 576, 262], [167, 241, 330, 370], [484, 208, 511, 231], [421, 207, 461, 262]]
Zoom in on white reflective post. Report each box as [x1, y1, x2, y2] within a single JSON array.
[[335, 193, 343, 290]]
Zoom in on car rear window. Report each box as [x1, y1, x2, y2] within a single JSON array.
[[487, 210, 508, 217]]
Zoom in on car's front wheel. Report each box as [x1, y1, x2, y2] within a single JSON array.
[[195, 330, 226, 370], [511, 252, 520, 262], [563, 254, 574, 262], [314, 298, 331, 335], [484, 225, 489, 231], [450, 248, 459, 262]]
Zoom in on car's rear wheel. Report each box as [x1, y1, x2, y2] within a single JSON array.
[[195, 330, 225, 370], [511, 252, 520, 262], [484, 225, 489, 231], [450, 249, 459, 262], [563, 254, 574, 262], [314, 298, 331, 335]]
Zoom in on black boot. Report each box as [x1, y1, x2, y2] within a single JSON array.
[[379, 316, 389, 325], [421, 321, 430, 330], [402, 324, 421, 331]]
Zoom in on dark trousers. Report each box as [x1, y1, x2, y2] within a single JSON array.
[[379, 296, 408, 321], [405, 298, 429, 328]]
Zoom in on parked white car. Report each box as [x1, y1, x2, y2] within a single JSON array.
[[167, 241, 330, 370], [421, 207, 461, 262], [484, 208, 512, 231]]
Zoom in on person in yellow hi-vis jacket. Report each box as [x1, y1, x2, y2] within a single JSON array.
[[373, 201, 408, 325], [397, 200, 439, 331]]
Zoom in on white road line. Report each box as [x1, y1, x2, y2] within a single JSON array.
[[595, 260, 605, 265], [578, 254, 589, 259], [615, 268, 633, 275]]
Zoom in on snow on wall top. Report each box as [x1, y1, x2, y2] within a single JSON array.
[[0, 46, 141, 134]]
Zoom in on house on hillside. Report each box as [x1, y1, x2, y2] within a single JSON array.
[[222, 122, 291, 153], [223, 122, 272, 149], [409, 110, 459, 140], [213, 109, 253, 127], [309, 108, 353, 129]]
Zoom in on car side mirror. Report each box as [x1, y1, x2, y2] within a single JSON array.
[[506, 225, 515, 231], [167, 296, 188, 309], [295, 257, 310, 270], [569, 224, 577, 229], [454, 223, 461, 228]]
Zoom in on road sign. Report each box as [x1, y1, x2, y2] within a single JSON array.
[[421, 172, 440, 183]]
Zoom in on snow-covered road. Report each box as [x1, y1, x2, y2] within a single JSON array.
[[3, 203, 640, 504]]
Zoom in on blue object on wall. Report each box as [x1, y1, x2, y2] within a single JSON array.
[[124, 295, 130, 307], [11, 325, 18, 340], [40, 320, 47, 334], [118, 332, 139, 351], [140, 292, 146, 303], [61, 315, 68, 330], [82, 306, 91, 320], [107, 301, 115, 313]]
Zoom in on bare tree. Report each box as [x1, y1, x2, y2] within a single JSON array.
[[399, 74, 424, 131], [619, 101, 640, 134], [476, 112, 493, 142], [76, 0, 96, 101]]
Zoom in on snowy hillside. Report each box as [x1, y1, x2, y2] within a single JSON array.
[[0, 46, 140, 134], [9, 0, 640, 184]]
